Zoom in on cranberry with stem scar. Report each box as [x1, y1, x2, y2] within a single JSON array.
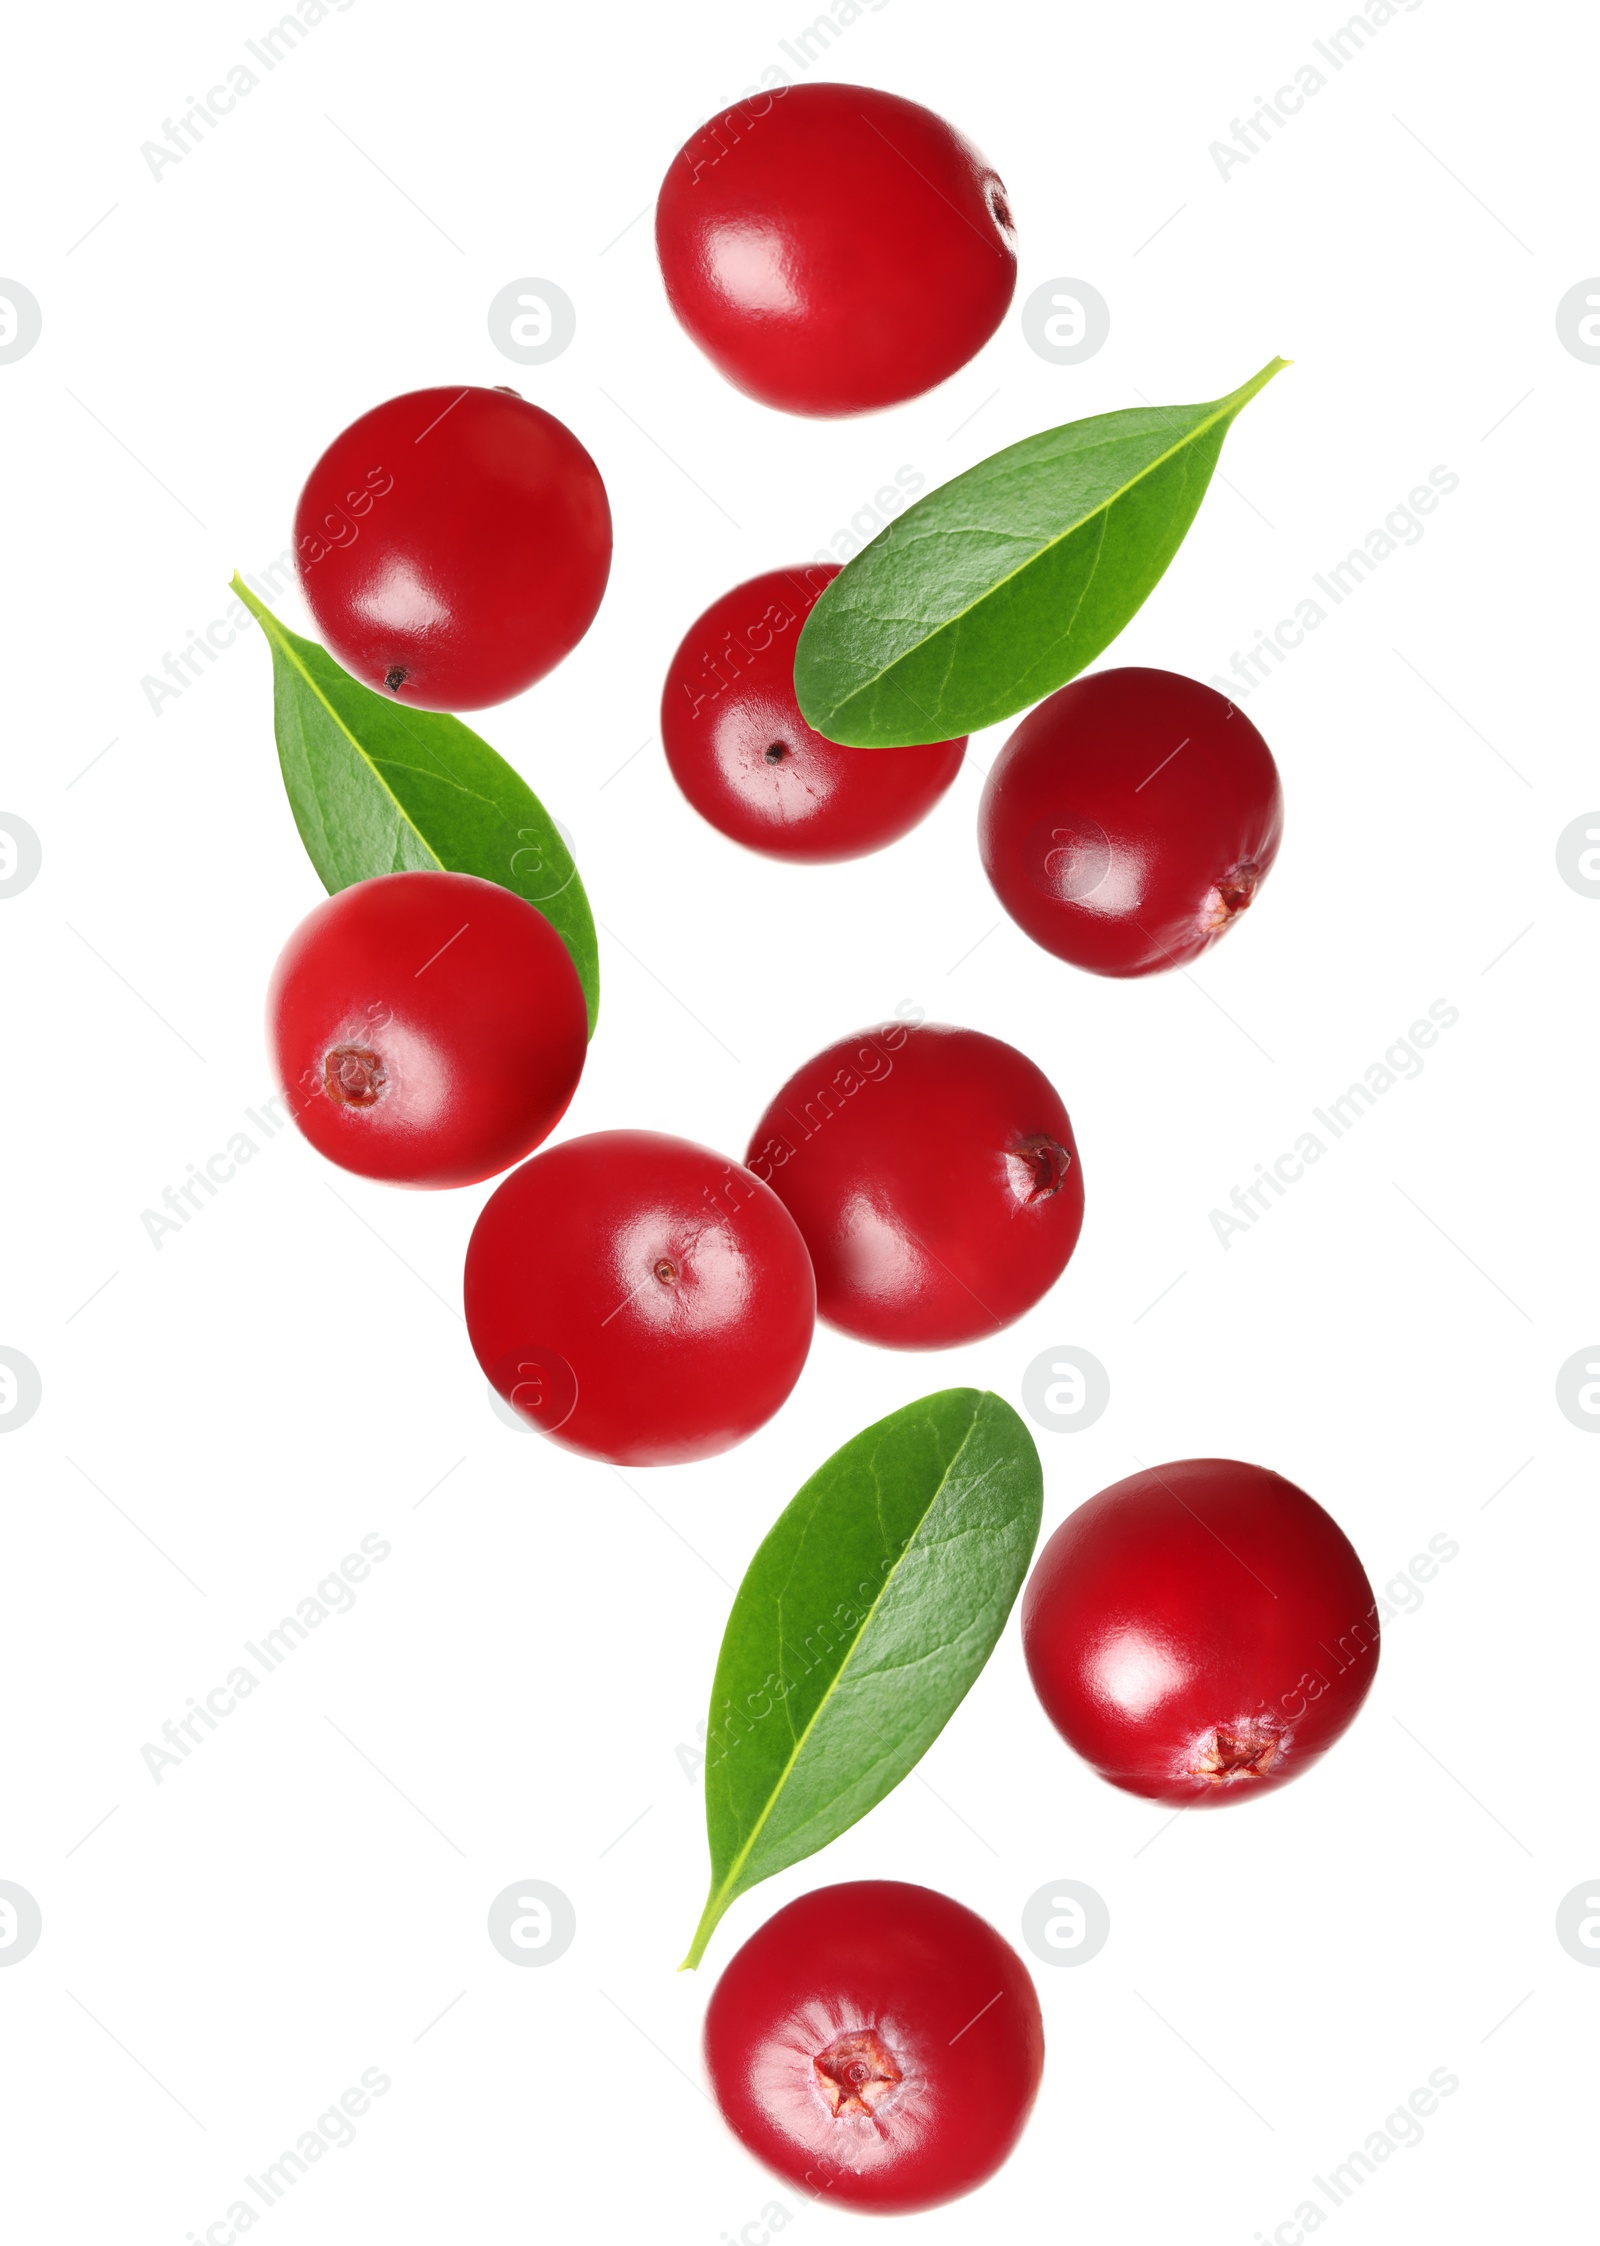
[[747, 1022, 1084, 1348], [267, 870, 586, 1190], [979, 667, 1284, 977], [661, 565, 965, 861], [656, 84, 1017, 416], [293, 385, 611, 711], [1022, 1458, 1380, 1805], [704, 1881, 1044, 2213], [464, 1130, 815, 1466]]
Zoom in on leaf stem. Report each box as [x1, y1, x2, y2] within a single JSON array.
[[1222, 353, 1292, 413], [679, 1891, 726, 1972]]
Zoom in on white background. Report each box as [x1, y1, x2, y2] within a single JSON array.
[[1, 1, 1594, 2239]]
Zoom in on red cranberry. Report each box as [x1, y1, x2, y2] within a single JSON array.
[[1022, 1459, 1379, 1805], [979, 668, 1284, 977], [656, 85, 1017, 416], [661, 565, 965, 861], [747, 1021, 1083, 1349], [463, 1131, 814, 1465], [704, 1881, 1043, 2213], [293, 386, 611, 709], [267, 871, 586, 1189]]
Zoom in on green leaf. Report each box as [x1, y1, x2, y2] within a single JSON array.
[[682, 1388, 1042, 1968], [231, 574, 599, 1035], [793, 355, 1289, 747]]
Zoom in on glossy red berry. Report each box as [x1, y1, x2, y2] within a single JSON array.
[[293, 385, 611, 710], [656, 84, 1017, 416], [267, 871, 587, 1189], [464, 1131, 814, 1465], [661, 565, 965, 861], [1022, 1459, 1379, 1806], [979, 668, 1284, 978], [704, 1881, 1043, 2213], [747, 1021, 1083, 1349]]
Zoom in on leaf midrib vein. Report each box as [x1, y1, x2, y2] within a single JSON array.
[[245, 589, 445, 866], [711, 1402, 989, 1906], [829, 382, 1260, 720]]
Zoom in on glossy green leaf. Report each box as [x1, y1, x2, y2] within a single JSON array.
[[232, 574, 599, 1035], [793, 356, 1289, 746], [682, 1388, 1042, 1968]]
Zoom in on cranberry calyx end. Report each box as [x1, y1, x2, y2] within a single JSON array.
[[324, 1044, 386, 1108], [1204, 860, 1262, 930], [1191, 1723, 1280, 1783], [813, 2026, 903, 2119], [1010, 1133, 1073, 1204]]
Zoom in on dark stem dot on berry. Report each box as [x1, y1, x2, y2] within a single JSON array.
[[654, 1257, 679, 1285], [764, 741, 789, 764], [384, 665, 408, 693]]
